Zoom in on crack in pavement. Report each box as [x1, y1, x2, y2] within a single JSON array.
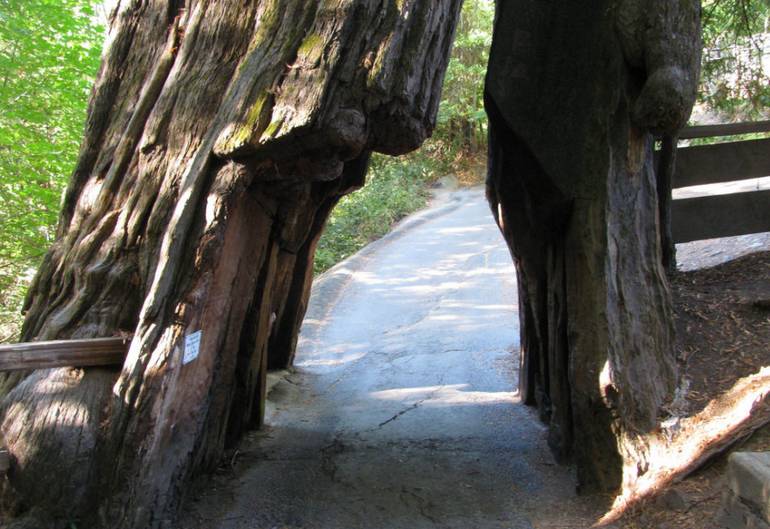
[[319, 438, 346, 483], [399, 486, 440, 524], [377, 400, 423, 428], [371, 377, 446, 430]]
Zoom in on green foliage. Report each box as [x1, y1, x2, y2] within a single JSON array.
[[432, 0, 493, 156], [314, 153, 434, 275], [0, 0, 103, 340], [700, 0, 770, 117], [314, 0, 495, 276]]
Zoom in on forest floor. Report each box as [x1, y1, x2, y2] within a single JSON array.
[[620, 235, 770, 529]]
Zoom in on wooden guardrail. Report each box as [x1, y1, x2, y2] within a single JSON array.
[[670, 121, 770, 244], [0, 337, 129, 371], [677, 120, 770, 140], [0, 337, 129, 475]]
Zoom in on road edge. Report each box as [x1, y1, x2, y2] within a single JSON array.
[[301, 188, 476, 338]]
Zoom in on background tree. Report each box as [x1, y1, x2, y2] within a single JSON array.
[[434, 0, 493, 154], [700, 0, 770, 117], [0, 0, 103, 342]]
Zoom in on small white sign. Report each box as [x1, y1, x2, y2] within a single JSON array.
[[183, 331, 202, 365]]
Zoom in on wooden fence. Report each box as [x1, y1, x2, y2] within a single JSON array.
[[670, 120, 770, 244]]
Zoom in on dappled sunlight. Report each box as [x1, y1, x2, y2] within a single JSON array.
[[600, 365, 770, 524], [298, 351, 368, 368], [422, 314, 462, 321], [295, 196, 521, 405], [382, 281, 471, 295], [296, 340, 371, 367], [370, 383, 521, 407], [382, 311, 518, 338], [437, 302, 513, 311], [461, 266, 513, 277], [350, 257, 510, 291], [1, 368, 107, 480], [434, 225, 487, 235], [349, 272, 423, 286], [673, 175, 770, 199]]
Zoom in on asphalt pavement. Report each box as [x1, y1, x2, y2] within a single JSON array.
[[180, 187, 607, 529]]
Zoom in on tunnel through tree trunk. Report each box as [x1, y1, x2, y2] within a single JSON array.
[[0, 0, 702, 526]]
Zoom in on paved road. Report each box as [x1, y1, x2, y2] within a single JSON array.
[[181, 188, 606, 529]]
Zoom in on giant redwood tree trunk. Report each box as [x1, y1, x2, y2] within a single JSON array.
[[0, 1, 462, 527], [485, 0, 701, 492]]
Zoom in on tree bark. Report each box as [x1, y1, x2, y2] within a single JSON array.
[[485, 0, 701, 492], [0, 1, 461, 527]]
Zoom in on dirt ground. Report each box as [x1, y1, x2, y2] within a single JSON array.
[[619, 237, 770, 529], [673, 251, 770, 416]]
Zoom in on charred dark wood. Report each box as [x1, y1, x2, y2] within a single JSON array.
[[0, 448, 9, 474], [657, 135, 678, 272]]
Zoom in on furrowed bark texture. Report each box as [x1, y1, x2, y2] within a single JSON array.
[[0, 1, 461, 527], [485, 0, 700, 492]]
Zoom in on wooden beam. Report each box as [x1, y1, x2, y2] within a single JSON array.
[[679, 120, 770, 140], [673, 138, 770, 188], [0, 337, 129, 371], [672, 189, 770, 243]]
